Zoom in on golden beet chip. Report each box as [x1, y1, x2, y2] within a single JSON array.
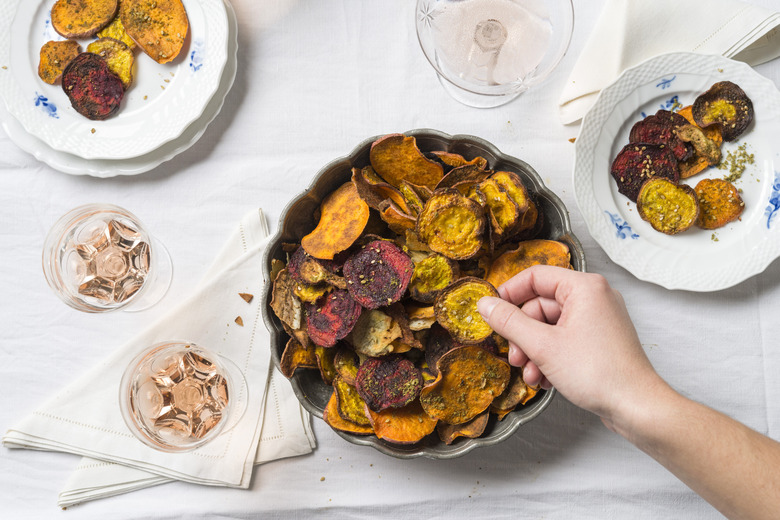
[[305, 290, 362, 348], [420, 346, 510, 424], [343, 239, 414, 309], [323, 391, 374, 435], [416, 189, 486, 260], [355, 355, 423, 411], [692, 81, 754, 141], [315, 345, 339, 385], [409, 253, 459, 303], [333, 376, 371, 427], [485, 239, 571, 289], [349, 309, 402, 357], [86, 37, 135, 89], [437, 411, 489, 445], [334, 347, 360, 385], [365, 400, 437, 445], [51, 0, 119, 39], [279, 337, 317, 378], [97, 12, 137, 49], [270, 268, 303, 331], [369, 134, 444, 190], [302, 181, 370, 260], [434, 277, 498, 345], [694, 178, 744, 229], [474, 178, 521, 244], [38, 40, 81, 85], [637, 178, 699, 235], [120, 0, 189, 64]]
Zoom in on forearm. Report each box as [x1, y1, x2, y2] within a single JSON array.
[[612, 383, 780, 520]]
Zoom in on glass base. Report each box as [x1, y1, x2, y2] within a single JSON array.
[[124, 237, 173, 312], [436, 74, 526, 108]]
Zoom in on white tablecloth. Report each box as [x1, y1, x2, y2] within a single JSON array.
[[2, 1, 779, 518]]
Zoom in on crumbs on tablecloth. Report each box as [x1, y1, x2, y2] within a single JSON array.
[[239, 292, 254, 303], [568, 137, 576, 143], [320, 476, 325, 482], [711, 232, 719, 242], [235, 316, 244, 326]]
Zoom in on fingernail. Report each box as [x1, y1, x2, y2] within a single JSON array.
[[477, 296, 501, 319]]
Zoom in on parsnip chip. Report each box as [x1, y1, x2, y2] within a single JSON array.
[[270, 268, 302, 331], [409, 253, 459, 303], [287, 247, 346, 289], [349, 309, 402, 357], [416, 189, 486, 260], [38, 40, 81, 85], [369, 134, 444, 190], [420, 346, 510, 424], [333, 376, 371, 426], [323, 391, 374, 435], [120, 0, 189, 64], [437, 411, 489, 444], [694, 178, 745, 229], [365, 400, 437, 445], [279, 337, 317, 378], [355, 356, 423, 411], [485, 239, 571, 289], [87, 37, 134, 89], [405, 304, 436, 331], [51, 0, 118, 39], [434, 277, 498, 345], [302, 181, 370, 260]]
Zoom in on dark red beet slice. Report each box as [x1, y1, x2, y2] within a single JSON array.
[[305, 290, 362, 347], [343, 240, 414, 309], [629, 110, 693, 162], [610, 143, 679, 202], [61, 52, 123, 121], [355, 355, 423, 411]]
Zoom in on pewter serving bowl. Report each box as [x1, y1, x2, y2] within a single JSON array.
[[261, 129, 586, 459]]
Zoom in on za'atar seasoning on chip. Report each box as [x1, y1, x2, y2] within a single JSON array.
[[343, 239, 414, 309], [305, 290, 362, 348]]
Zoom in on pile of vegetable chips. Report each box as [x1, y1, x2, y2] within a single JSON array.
[[270, 133, 572, 446]]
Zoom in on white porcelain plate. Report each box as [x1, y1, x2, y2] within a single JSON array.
[[573, 52, 780, 291], [0, 0, 228, 160]]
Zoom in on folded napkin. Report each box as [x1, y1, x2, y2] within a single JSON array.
[[3, 209, 315, 497], [558, 0, 780, 124]]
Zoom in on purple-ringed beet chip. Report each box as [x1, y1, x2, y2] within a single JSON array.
[[305, 290, 362, 348], [355, 355, 423, 411], [425, 324, 465, 376], [343, 240, 414, 309], [61, 52, 124, 120], [610, 143, 679, 202], [629, 110, 693, 162]]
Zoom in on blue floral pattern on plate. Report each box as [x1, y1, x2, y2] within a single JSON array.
[[641, 94, 681, 118], [656, 76, 676, 89], [34, 93, 58, 119], [605, 211, 639, 240], [766, 171, 780, 229], [189, 40, 204, 72]]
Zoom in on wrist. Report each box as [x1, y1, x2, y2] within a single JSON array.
[[601, 374, 679, 445]]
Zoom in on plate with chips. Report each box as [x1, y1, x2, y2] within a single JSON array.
[[574, 52, 780, 291], [0, 0, 228, 160], [262, 129, 586, 458]]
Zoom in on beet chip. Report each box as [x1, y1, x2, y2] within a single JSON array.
[[343, 240, 414, 309], [610, 143, 679, 202], [61, 53, 124, 120], [305, 290, 362, 348], [355, 356, 423, 411], [629, 110, 693, 162]]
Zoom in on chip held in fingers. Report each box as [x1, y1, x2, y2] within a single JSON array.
[[434, 277, 498, 345]]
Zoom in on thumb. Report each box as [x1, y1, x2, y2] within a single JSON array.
[[477, 296, 553, 365]]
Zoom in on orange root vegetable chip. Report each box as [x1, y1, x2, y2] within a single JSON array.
[[416, 189, 486, 260], [437, 411, 489, 444], [420, 346, 510, 424], [637, 178, 699, 235], [431, 151, 488, 170], [434, 277, 498, 345], [343, 240, 414, 309], [405, 304, 436, 331], [409, 253, 459, 303], [334, 347, 360, 385], [436, 163, 490, 191], [333, 376, 372, 426], [355, 356, 423, 411], [38, 40, 81, 85], [323, 391, 374, 435], [490, 367, 532, 419], [692, 81, 754, 141], [677, 105, 723, 179], [51, 0, 118, 39], [365, 400, 437, 444], [694, 178, 745, 229], [279, 337, 318, 378], [424, 324, 465, 376], [349, 309, 402, 357], [378, 199, 418, 234], [120, 0, 189, 64], [271, 269, 303, 331], [369, 134, 444, 190], [352, 167, 413, 215], [398, 181, 426, 216], [315, 345, 339, 385], [485, 239, 571, 289], [305, 290, 362, 348], [302, 181, 370, 260]]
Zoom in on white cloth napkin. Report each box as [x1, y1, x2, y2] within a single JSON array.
[[558, 0, 780, 124], [3, 209, 315, 497]]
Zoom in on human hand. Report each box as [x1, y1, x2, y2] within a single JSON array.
[[477, 265, 665, 427]]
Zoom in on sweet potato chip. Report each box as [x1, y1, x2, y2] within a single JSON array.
[[416, 189, 486, 260], [51, 0, 118, 39], [490, 367, 531, 418], [120, 0, 189, 64], [86, 37, 135, 89], [406, 304, 436, 331], [434, 277, 498, 345], [692, 81, 753, 141], [305, 290, 362, 348], [365, 400, 437, 445], [334, 347, 360, 385], [352, 167, 413, 215], [637, 178, 699, 235], [343, 240, 414, 309], [431, 151, 488, 170], [355, 356, 423, 411], [424, 324, 464, 376], [302, 181, 370, 260], [38, 40, 81, 85], [435, 164, 490, 191], [409, 253, 459, 303], [377, 199, 417, 234], [437, 411, 489, 444], [420, 346, 510, 424], [279, 337, 317, 378], [485, 239, 571, 289], [315, 345, 339, 385], [333, 376, 372, 426], [369, 134, 444, 190], [323, 391, 374, 435], [270, 268, 303, 331], [694, 178, 744, 229], [348, 309, 402, 357]]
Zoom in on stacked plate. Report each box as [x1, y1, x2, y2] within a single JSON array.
[[0, 0, 237, 177]]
